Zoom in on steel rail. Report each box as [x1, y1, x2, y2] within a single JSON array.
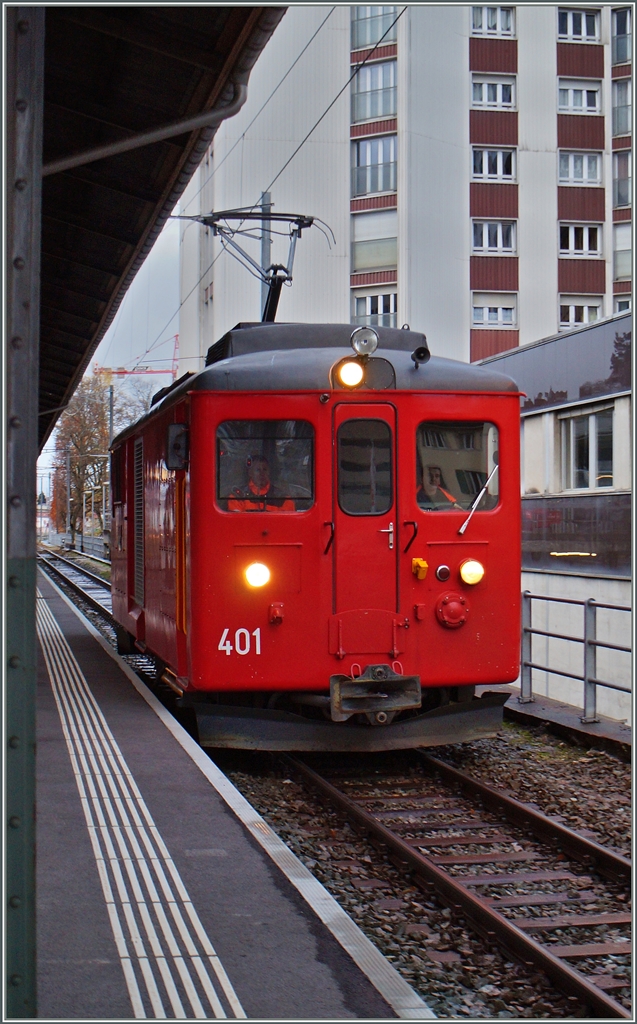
[[285, 755, 630, 1020], [38, 554, 113, 621], [40, 551, 111, 591], [418, 753, 631, 883]]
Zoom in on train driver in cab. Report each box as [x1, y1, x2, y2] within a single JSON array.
[[417, 465, 462, 510], [227, 456, 296, 512]]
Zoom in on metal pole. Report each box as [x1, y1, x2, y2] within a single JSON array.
[[582, 599, 599, 723], [109, 384, 114, 445], [260, 191, 272, 314], [519, 590, 534, 703], [66, 448, 71, 538], [82, 492, 86, 552], [5, 7, 44, 1015]]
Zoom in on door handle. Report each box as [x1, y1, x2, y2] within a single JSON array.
[[378, 521, 394, 549], [323, 521, 335, 554]]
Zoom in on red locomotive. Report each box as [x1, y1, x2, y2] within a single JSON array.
[[110, 322, 521, 751]]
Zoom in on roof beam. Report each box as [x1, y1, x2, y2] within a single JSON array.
[[58, 8, 228, 73]]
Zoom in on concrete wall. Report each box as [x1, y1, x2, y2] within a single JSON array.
[[522, 570, 631, 722], [517, 6, 560, 346], [400, 6, 471, 359]]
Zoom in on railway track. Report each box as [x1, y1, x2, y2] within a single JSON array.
[[284, 754, 631, 1018], [38, 551, 113, 616], [37, 553, 162, 687]]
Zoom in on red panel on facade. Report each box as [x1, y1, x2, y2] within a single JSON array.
[[351, 118, 397, 138], [470, 330, 519, 361], [470, 256, 518, 291], [557, 114, 605, 150], [612, 63, 632, 78], [469, 37, 517, 73], [558, 259, 605, 293], [350, 270, 397, 287], [470, 183, 518, 218], [556, 42, 604, 78], [351, 43, 397, 64], [613, 208, 632, 222], [351, 195, 397, 212], [470, 110, 518, 145], [557, 186, 605, 221], [614, 280, 632, 293], [612, 135, 632, 150]]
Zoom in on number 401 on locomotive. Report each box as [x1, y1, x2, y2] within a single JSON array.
[[110, 322, 521, 751]]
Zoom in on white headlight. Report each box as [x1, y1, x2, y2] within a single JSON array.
[[337, 360, 365, 387], [245, 562, 270, 587], [459, 559, 485, 585], [350, 326, 379, 356]]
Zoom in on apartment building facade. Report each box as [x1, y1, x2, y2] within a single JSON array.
[[178, 5, 632, 368]]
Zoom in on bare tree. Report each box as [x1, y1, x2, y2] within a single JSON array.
[[51, 375, 112, 542]]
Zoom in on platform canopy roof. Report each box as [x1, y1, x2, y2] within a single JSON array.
[[38, 5, 286, 450]]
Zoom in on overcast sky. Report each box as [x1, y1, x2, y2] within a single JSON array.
[[37, 216, 180, 485]]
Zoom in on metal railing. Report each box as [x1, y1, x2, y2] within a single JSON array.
[[352, 160, 397, 196], [352, 312, 397, 328], [351, 9, 398, 50], [613, 175, 632, 207], [612, 103, 631, 136], [352, 86, 397, 123], [612, 32, 632, 65], [520, 590, 631, 723]]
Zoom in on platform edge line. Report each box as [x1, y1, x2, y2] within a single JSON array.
[[41, 572, 437, 1020]]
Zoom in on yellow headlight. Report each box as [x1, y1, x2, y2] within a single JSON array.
[[459, 559, 485, 585], [245, 562, 270, 587], [337, 360, 364, 388]]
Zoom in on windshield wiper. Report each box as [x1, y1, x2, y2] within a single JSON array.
[[458, 463, 499, 535]]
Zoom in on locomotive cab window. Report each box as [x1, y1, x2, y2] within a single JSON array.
[[217, 420, 314, 511], [417, 421, 499, 510], [338, 419, 392, 515]]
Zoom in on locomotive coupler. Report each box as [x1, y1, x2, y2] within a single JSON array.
[[329, 664, 421, 723]]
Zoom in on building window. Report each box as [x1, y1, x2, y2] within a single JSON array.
[[472, 220, 516, 254], [612, 79, 631, 136], [558, 151, 601, 185], [558, 79, 601, 114], [612, 8, 632, 65], [351, 6, 398, 50], [352, 60, 396, 122], [353, 291, 397, 327], [471, 6, 514, 36], [352, 136, 397, 196], [472, 148, 515, 181], [472, 75, 515, 109], [614, 222, 632, 279], [559, 224, 601, 256], [613, 151, 632, 207], [615, 297, 631, 313], [559, 296, 602, 328], [557, 8, 600, 42], [351, 209, 397, 271], [560, 405, 613, 490], [472, 292, 517, 327]]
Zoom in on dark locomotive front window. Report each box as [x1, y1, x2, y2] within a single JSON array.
[[338, 419, 392, 515], [217, 420, 314, 511], [416, 421, 499, 511]]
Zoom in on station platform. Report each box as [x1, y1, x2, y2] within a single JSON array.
[[35, 570, 434, 1020]]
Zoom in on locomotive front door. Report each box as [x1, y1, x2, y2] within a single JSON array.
[[333, 403, 398, 614]]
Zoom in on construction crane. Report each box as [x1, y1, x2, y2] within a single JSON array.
[[95, 334, 180, 380]]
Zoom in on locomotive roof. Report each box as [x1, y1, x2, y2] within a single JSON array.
[[199, 323, 518, 393], [113, 323, 518, 444]]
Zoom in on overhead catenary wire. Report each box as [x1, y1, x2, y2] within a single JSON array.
[[182, 6, 337, 215], [130, 7, 407, 368]]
